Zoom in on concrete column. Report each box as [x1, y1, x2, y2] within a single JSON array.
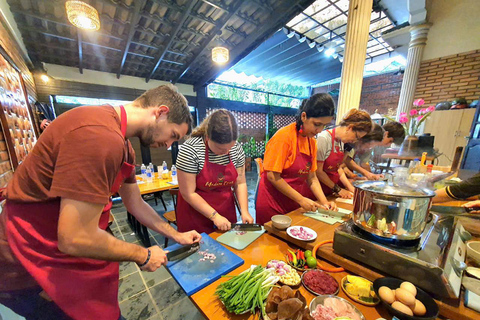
[[336, 0, 373, 122], [396, 24, 430, 119]]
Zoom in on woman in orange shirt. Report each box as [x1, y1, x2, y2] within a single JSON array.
[[256, 93, 337, 225]]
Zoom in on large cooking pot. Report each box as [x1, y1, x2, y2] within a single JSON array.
[[352, 181, 435, 240]]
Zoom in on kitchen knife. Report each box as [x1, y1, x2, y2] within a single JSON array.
[[166, 242, 200, 262], [430, 205, 474, 214], [231, 223, 262, 231]]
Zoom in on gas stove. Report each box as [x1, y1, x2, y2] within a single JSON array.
[[333, 214, 469, 299]]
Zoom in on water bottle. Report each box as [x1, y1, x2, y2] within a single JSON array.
[[146, 166, 153, 183], [148, 162, 154, 178], [171, 165, 177, 184], [140, 164, 146, 179], [161, 161, 169, 179]]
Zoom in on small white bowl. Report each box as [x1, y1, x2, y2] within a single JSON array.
[[271, 215, 292, 230], [467, 241, 480, 265]]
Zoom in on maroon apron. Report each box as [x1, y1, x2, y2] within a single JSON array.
[[320, 129, 344, 195], [176, 139, 238, 234], [256, 134, 314, 225], [4, 106, 134, 320]]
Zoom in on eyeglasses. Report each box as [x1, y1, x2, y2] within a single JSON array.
[[354, 131, 360, 140]]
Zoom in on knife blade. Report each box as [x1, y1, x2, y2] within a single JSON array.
[[231, 223, 262, 231], [166, 242, 200, 262], [430, 205, 473, 214]]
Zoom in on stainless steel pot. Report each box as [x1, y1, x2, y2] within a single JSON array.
[[352, 181, 435, 240]]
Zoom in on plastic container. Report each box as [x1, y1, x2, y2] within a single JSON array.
[[171, 165, 177, 183], [146, 166, 153, 183], [140, 164, 146, 179]]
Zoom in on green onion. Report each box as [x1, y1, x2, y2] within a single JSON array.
[[215, 265, 279, 316]]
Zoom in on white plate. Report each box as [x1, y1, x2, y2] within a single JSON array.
[[286, 226, 317, 241]]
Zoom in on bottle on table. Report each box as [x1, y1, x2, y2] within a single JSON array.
[[148, 162, 154, 178], [140, 164, 147, 179], [146, 166, 153, 183], [161, 161, 169, 180], [171, 165, 177, 184], [408, 159, 420, 174]]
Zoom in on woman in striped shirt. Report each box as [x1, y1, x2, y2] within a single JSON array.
[[175, 109, 253, 233]]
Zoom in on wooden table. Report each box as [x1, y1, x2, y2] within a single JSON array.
[[190, 231, 389, 320], [191, 200, 479, 320], [381, 153, 436, 171], [127, 173, 178, 246], [263, 202, 479, 320]]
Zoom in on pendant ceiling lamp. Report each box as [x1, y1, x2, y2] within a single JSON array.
[[212, 46, 229, 64], [65, 1, 100, 31]]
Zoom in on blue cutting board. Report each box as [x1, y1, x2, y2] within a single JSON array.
[[165, 233, 244, 296]]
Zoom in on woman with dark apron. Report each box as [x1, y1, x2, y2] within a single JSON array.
[[256, 94, 337, 225], [176, 109, 253, 234], [316, 109, 373, 198]]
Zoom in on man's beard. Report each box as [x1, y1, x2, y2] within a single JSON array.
[[138, 126, 154, 147]]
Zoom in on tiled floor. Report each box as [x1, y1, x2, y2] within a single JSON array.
[[0, 170, 259, 320], [111, 169, 259, 320]]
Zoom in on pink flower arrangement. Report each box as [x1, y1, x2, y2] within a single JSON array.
[[396, 99, 435, 136]]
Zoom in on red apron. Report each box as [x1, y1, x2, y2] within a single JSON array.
[[4, 106, 134, 320], [320, 129, 344, 195], [256, 134, 314, 225], [176, 140, 238, 234]]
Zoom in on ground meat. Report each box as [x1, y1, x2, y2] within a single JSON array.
[[303, 270, 338, 295]]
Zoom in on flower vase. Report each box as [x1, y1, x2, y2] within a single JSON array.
[[399, 135, 419, 156]]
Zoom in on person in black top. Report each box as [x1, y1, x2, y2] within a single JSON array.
[[433, 172, 480, 213]]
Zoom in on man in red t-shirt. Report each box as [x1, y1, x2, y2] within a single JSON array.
[[0, 84, 201, 320]]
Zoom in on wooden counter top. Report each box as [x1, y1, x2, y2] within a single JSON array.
[[190, 231, 389, 320], [263, 202, 480, 320]]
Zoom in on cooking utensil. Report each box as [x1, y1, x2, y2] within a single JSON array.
[[166, 242, 200, 261], [216, 226, 265, 250], [165, 233, 244, 296], [316, 207, 351, 218], [352, 181, 435, 240], [373, 277, 439, 320], [230, 223, 262, 231]]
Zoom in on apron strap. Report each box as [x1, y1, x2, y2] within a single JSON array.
[[119, 105, 127, 138]]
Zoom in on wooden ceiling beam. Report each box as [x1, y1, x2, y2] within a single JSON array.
[[117, 0, 147, 78], [173, 0, 245, 84], [10, 7, 123, 41], [193, 0, 316, 89], [146, 0, 198, 82]]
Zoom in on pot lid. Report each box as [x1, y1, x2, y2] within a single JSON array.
[[355, 181, 435, 198]]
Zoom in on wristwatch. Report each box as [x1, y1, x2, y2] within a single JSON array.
[[332, 184, 342, 194]]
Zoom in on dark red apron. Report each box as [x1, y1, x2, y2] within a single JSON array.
[[4, 106, 134, 320], [256, 134, 314, 225], [320, 129, 344, 195], [176, 139, 238, 234]]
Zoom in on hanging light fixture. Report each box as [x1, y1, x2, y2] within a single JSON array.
[[65, 1, 100, 31], [212, 46, 229, 64]]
